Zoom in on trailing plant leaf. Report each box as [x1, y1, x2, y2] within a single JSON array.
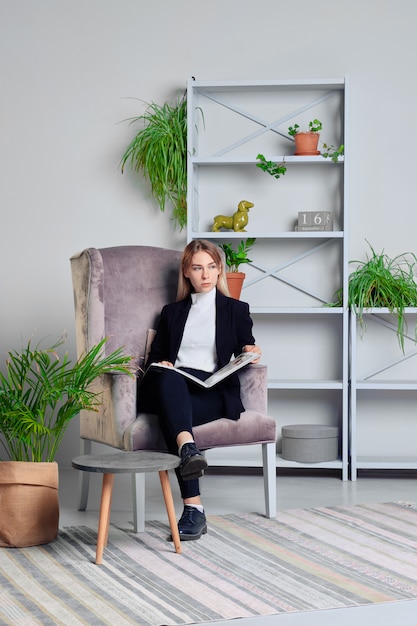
[[321, 143, 344, 163], [219, 239, 256, 273], [256, 154, 287, 179], [0, 336, 134, 462], [120, 96, 188, 230], [333, 242, 417, 351]]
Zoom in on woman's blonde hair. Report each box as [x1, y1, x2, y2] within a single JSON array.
[[176, 239, 230, 301]]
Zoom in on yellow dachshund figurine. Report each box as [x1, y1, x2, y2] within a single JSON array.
[[212, 200, 254, 232]]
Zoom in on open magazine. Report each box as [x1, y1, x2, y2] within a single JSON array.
[[148, 351, 258, 389]]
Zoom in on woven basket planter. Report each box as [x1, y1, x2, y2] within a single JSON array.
[[0, 461, 59, 547]]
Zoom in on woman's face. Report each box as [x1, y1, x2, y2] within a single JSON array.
[[184, 250, 220, 293]]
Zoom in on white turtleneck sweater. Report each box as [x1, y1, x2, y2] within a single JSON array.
[[174, 288, 217, 373]]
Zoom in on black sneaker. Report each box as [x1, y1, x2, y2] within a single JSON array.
[[179, 442, 208, 480], [177, 505, 207, 541]]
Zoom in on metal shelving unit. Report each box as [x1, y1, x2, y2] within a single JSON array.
[[187, 77, 349, 479]]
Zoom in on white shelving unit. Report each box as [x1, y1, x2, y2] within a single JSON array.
[[350, 308, 417, 480], [187, 77, 349, 480]]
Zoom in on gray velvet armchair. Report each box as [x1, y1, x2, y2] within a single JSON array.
[[70, 245, 277, 531]]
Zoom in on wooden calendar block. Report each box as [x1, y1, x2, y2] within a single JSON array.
[[295, 211, 333, 231]]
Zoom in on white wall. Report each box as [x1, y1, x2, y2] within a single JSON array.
[[1, 0, 416, 466]]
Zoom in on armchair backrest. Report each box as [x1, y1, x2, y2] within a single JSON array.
[[70, 246, 182, 370]]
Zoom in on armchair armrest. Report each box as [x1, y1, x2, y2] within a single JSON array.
[[238, 364, 268, 415], [80, 372, 137, 448]]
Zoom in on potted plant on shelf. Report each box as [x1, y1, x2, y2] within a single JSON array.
[[287, 119, 344, 162], [120, 95, 188, 230], [0, 336, 133, 547], [219, 238, 256, 299], [288, 118, 323, 155], [332, 242, 417, 352]]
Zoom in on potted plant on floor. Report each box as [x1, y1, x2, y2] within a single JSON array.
[[0, 336, 133, 547], [332, 242, 417, 352], [119, 95, 188, 230], [219, 238, 256, 299]]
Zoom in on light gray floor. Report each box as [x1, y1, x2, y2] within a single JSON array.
[[60, 467, 417, 626]]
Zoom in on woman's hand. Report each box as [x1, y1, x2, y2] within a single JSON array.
[[242, 344, 261, 364], [159, 360, 174, 367]]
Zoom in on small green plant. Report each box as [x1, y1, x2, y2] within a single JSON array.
[[288, 118, 323, 136], [219, 238, 257, 273], [0, 336, 133, 462], [322, 142, 345, 163], [256, 154, 287, 179], [333, 242, 417, 351]]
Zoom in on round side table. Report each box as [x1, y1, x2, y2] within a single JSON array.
[[72, 450, 181, 564]]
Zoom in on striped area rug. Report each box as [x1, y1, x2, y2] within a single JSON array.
[[1, 501, 417, 625]]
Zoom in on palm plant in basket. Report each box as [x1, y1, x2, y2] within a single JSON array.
[[0, 335, 133, 548], [333, 242, 417, 351]]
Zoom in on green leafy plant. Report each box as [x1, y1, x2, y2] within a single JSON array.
[[120, 96, 188, 230], [288, 118, 323, 136], [219, 238, 256, 273], [333, 242, 417, 351], [256, 154, 287, 179], [321, 142, 345, 163], [0, 336, 133, 462]]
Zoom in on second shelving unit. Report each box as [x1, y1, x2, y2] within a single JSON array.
[[350, 308, 417, 480]]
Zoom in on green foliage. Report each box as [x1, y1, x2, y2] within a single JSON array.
[[322, 143, 345, 163], [256, 154, 287, 179], [0, 337, 133, 462], [333, 242, 417, 351], [219, 238, 257, 273], [120, 96, 188, 230], [288, 119, 322, 136]]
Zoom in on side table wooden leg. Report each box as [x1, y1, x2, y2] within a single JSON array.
[[96, 472, 114, 565], [159, 470, 181, 554]]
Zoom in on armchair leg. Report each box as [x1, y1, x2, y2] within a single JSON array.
[[78, 439, 92, 511], [262, 442, 276, 518], [132, 473, 145, 533]]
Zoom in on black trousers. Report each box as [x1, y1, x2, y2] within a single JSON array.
[[138, 367, 224, 499]]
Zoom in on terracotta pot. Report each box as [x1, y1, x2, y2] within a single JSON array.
[[0, 461, 59, 547], [294, 132, 320, 156], [226, 272, 245, 299]]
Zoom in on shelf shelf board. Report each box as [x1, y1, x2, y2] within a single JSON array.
[[355, 380, 417, 390], [251, 306, 343, 314], [268, 379, 343, 390], [355, 456, 417, 469], [352, 307, 417, 315], [191, 78, 346, 90], [276, 454, 343, 469], [190, 231, 344, 239], [191, 156, 344, 165]]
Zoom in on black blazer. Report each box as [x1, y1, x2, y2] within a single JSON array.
[[145, 290, 256, 420]]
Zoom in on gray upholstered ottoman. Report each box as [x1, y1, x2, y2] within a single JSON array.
[[281, 424, 339, 463]]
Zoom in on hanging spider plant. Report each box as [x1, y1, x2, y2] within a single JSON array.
[[120, 95, 188, 230], [333, 242, 417, 351]]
